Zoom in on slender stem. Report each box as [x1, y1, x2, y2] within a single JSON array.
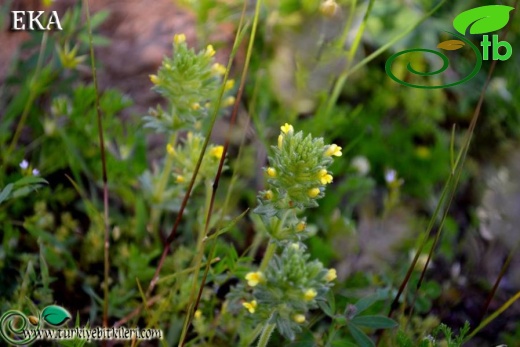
[[256, 323, 275, 347], [149, 134, 177, 234], [4, 32, 48, 163], [259, 242, 276, 272], [84, 0, 110, 328], [178, 0, 262, 345], [465, 290, 520, 342]]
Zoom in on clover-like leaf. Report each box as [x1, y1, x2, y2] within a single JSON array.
[[42, 305, 71, 326], [453, 5, 514, 35], [437, 40, 465, 50]]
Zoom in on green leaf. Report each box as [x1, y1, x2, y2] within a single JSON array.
[[0, 183, 14, 205], [351, 315, 398, 329], [42, 305, 71, 326], [13, 176, 48, 187], [347, 323, 375, 347], [318, 291, 336, 317], [353, 292, 385, 316], [453, 5, 514, 35]]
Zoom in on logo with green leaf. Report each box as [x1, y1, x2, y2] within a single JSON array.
[[385, 5, 514, 89], [0, 305, 71, 345]]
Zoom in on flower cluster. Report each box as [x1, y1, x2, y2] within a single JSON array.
[[256, 123, 341, 212], [144, 34, 234, 132], [241, 245, 336, 340], [254, 123, 341, 242], [228, 124, 340, 343], [167, 132, 225, 188], [140, 33, 229, 213]]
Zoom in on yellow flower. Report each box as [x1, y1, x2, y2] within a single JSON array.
[[194, 310, 202, 319], [278, 134, 283, 149], [280, 123, 294, 134], [320, 0, 339, 17], [223, 96, 235, 107], [174, 33, 186, 45], [224, 79, 235, 91], [245, 272, 264, 287], [293, 314, 306, 323], [325, 268, 337, 282], [205, 44, 216, 57], [318, 169, 333, 184], [303, 288, 317, 301], [296, 221, 306, 232], [149, 74, 160, 85], [211, 146, 224, 159], [290, 243, 300, 250], [308, 188, 320, 198], [211, 63, 227, 75], [325, 144, 342, 157], [266, 167, 276, 178], [166, 144, 175, 156], [176, 175, 185, 183], [191, 102, 201, 111], [264, 190, 273, 200], [242, 300, 257, 314]]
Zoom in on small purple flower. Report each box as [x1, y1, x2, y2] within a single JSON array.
[[19, 160, 29, 170], [32, 169, 40, 176]]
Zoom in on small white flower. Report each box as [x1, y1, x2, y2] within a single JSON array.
[[351, 156, 370, 175], [20, 160, 29, 170], [32, 169, 40, 176]]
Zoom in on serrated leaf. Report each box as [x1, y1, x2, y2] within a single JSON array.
[[437, 40, 465, 50], [351, 315, 398, 329], [453, 5, 514, 35], [42, 305, 71, 326], [347, 323, 375, 347]]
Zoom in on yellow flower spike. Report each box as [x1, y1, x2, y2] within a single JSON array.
[[308, 188, 320, 198], [325, 144, 342, 157], [205, 44, 216, 57], [280, 123, 294, 134], [325, 268, 337, 282], [176, 175, 185, 183], [223, 96, 235, 107], [245, 272, 264, 287], [194, 310, 202, 319], [278, 134, 283, 149], [293, 314, 306, 323], [149, 74, 160, 85], [296, 221, 306, 232], [264, 190, 273, 200], [211, 63, 227, 75], [211, 146, 224, 159], [266, 167, 277, 178], [318, 169, 333, 184], [166, 144, 175, 156], [304, 288, 317, 301], [173, 33, 186, 45], [242, 300, 258, 314], [320, 0, 339, 17], [224, 79, 235, 91], [191, 102, 201, 111]]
